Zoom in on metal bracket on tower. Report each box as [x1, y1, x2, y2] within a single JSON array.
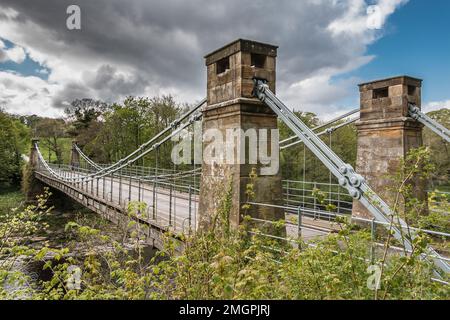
[[408, 104, 450, 142]]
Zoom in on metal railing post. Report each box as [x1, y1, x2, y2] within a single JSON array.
[[119, 172, 122, 205], [286, 180, 290, 206], [370, 218, 376, 264], [138, 178, 141, 202], [337, 188, 341, 215], [297, 206, 302, 241], [152, 177, 156, 220], [169, 182, 173, 226], [128, 174, 132, 203], [313, 182, 317, 220], [110, 173, 113, 202], [188, 185, 192, 233]]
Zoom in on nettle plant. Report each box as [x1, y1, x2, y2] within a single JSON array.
[[371, 147, 449, 298], [0, 188, 56, 299], [146, 148, 448, 299], [2, 147, 448, 300], [144, 179, 447, 299], [92, 153, 447, 299]]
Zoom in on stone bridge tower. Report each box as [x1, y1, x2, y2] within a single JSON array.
[[352, 76, 426, 219], [70, 140, 80, 169], [199, 39, 284, 229]]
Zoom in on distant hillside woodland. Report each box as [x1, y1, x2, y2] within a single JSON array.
[[0, 98, 448, 189]]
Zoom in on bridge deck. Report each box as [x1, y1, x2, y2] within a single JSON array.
[[34, 168, 332, 245]]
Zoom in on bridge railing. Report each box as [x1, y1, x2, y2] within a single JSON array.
[[40, 162, 202, 192], [36, 160, 200, 235], [283, 179, 353, 218], [245, 200, 450, 285]]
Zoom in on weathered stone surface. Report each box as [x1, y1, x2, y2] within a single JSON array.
[[70, 140, 80, 168], [205, 39, 277, 106], [199, 39, 283, 230], [26, 139, 46, 202], [352, 76, 427, 220], [204, 39, 277, 66]]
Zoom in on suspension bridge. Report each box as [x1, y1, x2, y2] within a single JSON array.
[[28, 39, 450, 280]]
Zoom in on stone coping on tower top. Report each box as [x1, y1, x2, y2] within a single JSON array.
[[204, 38, 278, 66], [358, 75, 422, 89]]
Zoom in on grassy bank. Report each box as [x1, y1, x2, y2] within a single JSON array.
[[0, 186, 25, 217]]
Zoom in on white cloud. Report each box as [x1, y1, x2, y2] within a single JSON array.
[[376, 0, 409, 26], [423, 100, 450, 113], [0, 43, 27, 63], [328, 0, 408, 37], [0, 71, 62, 117], [0, 0, 409, 118], [279, 55, 374, 118], [5, 46, 26, 63], [36, 68, 49, 75]]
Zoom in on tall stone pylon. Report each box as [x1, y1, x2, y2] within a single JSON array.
[[352, 76, 426, 219], [29, 138, 40, 169], [70, 140, 80, 169], [25, 138, 45, 201], [199, 39, 284, 229]]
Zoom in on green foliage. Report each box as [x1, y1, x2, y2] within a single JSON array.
[[279, 112, 357, 183], [65, 98, 107, 133], [143, 207, 447, 299], [1, 180, 448, 300], [2, 100, 449, 300], [385, 147, 448, 233], [312, 187, 337, 212], [367, 147, 450, 298], [423, 108, 449, 187], [81, 96, 185, 168], [426, 191, 450, 231], [34, 118, 70, 164], [0, 109, 30, 187], [37, 138, 72, 165], [0, 188, 52, 299], [0, 189, 24, 217]]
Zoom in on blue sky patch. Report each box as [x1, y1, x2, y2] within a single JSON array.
[[0, 37, 50, 80]]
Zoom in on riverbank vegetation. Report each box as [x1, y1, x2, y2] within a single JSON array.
[[1, 102, 448, 188], [0, 147, 449, 299], [0, 98, 448, 300]]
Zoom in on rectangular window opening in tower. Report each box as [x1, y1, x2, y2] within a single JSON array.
[[216, 56, 230, 75], [251, 53, 266, 68], [408, 85, 417, 96], [373, 87, 389, 99]]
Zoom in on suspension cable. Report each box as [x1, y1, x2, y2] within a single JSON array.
[[36, 110, 203, 183], [36, 99, 205, 182], [409, 104, 450, 142], [253, 78, 449, 275], [74, 144, 102, 170], [281, 116, 359, 150], [74, 143, 201, 181], [280, 108, 359, 145]]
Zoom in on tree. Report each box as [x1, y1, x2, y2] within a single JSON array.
[[83, 95, 183, 167], [278, 111, 357, 183], [423, 108, 449, 188], [35, 118, 67, 164], [65, 98, 108, 132], [64, 99, 108, 149], [19, 114, 41, 137], [0, 109, 30, 187]]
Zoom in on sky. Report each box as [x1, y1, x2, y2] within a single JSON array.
[[0, 0, 449, 119]]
